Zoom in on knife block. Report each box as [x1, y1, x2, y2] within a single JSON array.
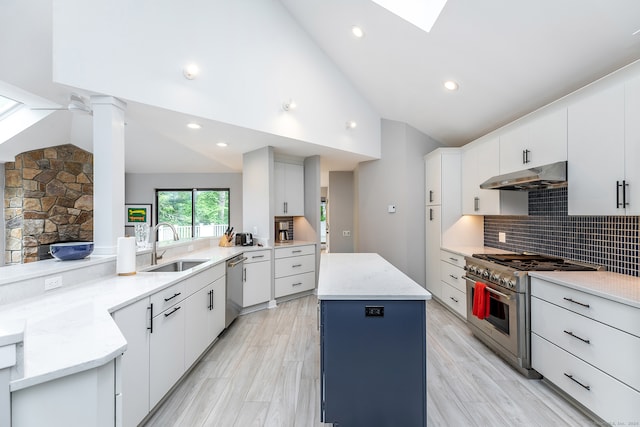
[[219, 235, 234, 247]]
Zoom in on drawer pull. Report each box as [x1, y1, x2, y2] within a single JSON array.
[[292, 250, 302, 254], [164, 306, 182, 318], [252, 255, 265, 259], [563, 297, 590, 308], [563, 330, 590, 344], [292, 264, 302, 268], [449, 257, 459, 262], [449, 296, 459, 303], [292, 282, 303, 287], [563, 373, 591, 391], [164, 292, 182, 302], [449, 274, 459, 280]]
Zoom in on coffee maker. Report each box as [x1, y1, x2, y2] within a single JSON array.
[[278, 221, 290, 242]]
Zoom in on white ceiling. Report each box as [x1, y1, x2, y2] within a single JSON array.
[[2, 0, 640, 183]]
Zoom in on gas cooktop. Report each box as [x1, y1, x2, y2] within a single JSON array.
[[472, 253, 602, 272]]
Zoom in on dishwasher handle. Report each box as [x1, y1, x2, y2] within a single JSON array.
[[227, 256, 247, 268]]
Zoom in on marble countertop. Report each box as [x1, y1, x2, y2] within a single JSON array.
[[0, 244, 267, 391], [529, 271, 640, 309], [273, 240, 317, 248], [441, 246, 513, 258], [318, 253, 431, 301]]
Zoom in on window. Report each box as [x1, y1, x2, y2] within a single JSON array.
[[156, 189, 229, 240]]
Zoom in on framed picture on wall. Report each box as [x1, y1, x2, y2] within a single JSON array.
[[125, 204, 152, 226]]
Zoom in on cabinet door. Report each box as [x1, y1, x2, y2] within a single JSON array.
[[149, 302, 185, 408], [184, 286, 211, 368], [425, 205, 442, 298], [625, 76, 640, 215], [243, 260, 271, 307], [462, 138, 501, 215], [568, 84, 625, 215], [112, 298, 151, 427], [210, 276, 226, 340], [425, 154, 441, 205], [274, 162, 305, 216]]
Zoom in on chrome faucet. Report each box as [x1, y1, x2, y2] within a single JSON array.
[[152, 222, 179, 265]]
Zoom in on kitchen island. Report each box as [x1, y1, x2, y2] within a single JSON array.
[[318, 253, 431, 426]]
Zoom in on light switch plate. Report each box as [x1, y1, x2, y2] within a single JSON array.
[[499, 232, 506, 243], [388, 205, 396, 213]]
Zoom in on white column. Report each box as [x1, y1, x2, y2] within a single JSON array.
[[91, 96, 127, 255]]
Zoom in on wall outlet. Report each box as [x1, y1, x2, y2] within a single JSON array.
[[499, 232, 506, 243], [44, 276, 62, 291], [343, 230, 351, 237]]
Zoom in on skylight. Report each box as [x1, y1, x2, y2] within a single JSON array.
[[370, 0, 448, 33], [0, 95, 21, 120]]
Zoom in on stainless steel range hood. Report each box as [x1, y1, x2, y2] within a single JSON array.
[[480, 161, 567, 191]]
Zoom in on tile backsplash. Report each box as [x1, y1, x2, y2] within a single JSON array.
[[484, 188, 639, 276]]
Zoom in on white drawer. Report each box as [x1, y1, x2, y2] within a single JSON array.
[[440, 261, 466, 292], [440, 250, 465, 268], [532, 296, 640, 391], [150, 281, 186, 312], [275, 271, 316, 298], [275, 244, 315, 259], [244, 249, 272, 264], [183, 263, 225, 296], [275, 254, 315, 278], [532, 333, 640, 422], [441, 283, 467, 319], [531, 277, 640, 337]]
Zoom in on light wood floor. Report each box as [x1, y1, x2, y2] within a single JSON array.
[[143, 295, 596, 427]]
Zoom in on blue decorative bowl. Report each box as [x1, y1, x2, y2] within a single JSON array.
[[50, 242, 94, 261]]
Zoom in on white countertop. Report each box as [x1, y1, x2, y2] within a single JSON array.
[[0, 244, 265, 391], [441, 246, 513, 258], [273, 240, 316, 248], [318, 253, 431, 301], [529, 271, 640, 309]]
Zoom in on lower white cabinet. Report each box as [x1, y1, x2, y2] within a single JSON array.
[[274, 245, 316, 298], [531, 277, 640, 422], [149, 297, 186, 408], [112, 298, 151, 427], [185, 276, 225, 367], [243, 249, 272, 307], [439, 249, 467, 319]]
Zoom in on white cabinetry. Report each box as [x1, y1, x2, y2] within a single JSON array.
[[567, 83, 626, 215], [425, 149, 482, 302], [274, 244, 316, 298], [439, 250, 467, 318], [461, 138, 526, 215], [624, 76, 640, 215], [275, 162, 304, 216], [184, 264, 226, 367], [112, 298, 151, 427], [243, 249, 272, 307], [500, 108, 567, 174], [531, 277, 640, 422], [149, 288, 186, 408]]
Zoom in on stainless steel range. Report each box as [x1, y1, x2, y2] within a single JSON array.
[[463, 253, 602, 378]]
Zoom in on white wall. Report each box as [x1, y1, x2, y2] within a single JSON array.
[[125, 172, 243, 233], [356, 119, 441, 286], [51, 0, 381, 160]]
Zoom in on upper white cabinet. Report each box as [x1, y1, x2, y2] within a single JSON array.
[[567, 83, 628, 215], [500, 108, 567, 174], [274, 162, 304, 216], [425, 153, 442, 205], [624, 76, 640, 215], [462, 138, 527, 215]]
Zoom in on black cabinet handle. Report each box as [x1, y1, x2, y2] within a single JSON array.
[[522, 149, 531, 164], [292, 282, 303, 287], [164, 306, 181, 318], [292, 250, 302, 254], [243, 267, 247, 282], [623, 180, 629, 207], [563, 330, 590, 344], [564, 373, 591, 391], [450, 296, 459, 303], [147, 303, 153, 333], [252, 255, 265, 259], [563, 297, 590, 308], [292, 264, 302, 268], [429, 208, 433, 221], [429, 190, 434, 203], [449, 274, 458, 280], [207, 290, 213, 310], [164, 292, 181, 302], [474, 197, 479, 212]]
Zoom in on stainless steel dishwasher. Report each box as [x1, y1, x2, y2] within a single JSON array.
[[225, 254, 246, 328]]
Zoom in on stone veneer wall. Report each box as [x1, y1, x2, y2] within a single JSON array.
[[4, 144, 93, 264]]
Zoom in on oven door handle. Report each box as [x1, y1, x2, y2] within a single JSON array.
[[463, 276, 513, 300]]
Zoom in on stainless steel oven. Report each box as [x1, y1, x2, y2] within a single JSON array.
[[464, 253, 602, 379]]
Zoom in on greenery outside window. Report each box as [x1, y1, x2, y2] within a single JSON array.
[[156, 189, 229, 240]]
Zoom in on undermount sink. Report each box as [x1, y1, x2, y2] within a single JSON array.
[[146, 259, 208, 272]]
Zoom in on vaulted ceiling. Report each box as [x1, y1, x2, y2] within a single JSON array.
[[1, 0, 640, 180]]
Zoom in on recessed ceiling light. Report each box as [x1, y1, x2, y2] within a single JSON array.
[[444, 80, 459, 91], [187, 123, 201, 129], [351, 26, 365, 38], [346, 120, 358, 129], [183, 63, 199, 80], [216, 142, 228, 147]]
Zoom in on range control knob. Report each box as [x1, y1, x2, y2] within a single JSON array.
[[507, 279, 516, 289], [482, 270, 490, 279], [490, 273, 500, 282]]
